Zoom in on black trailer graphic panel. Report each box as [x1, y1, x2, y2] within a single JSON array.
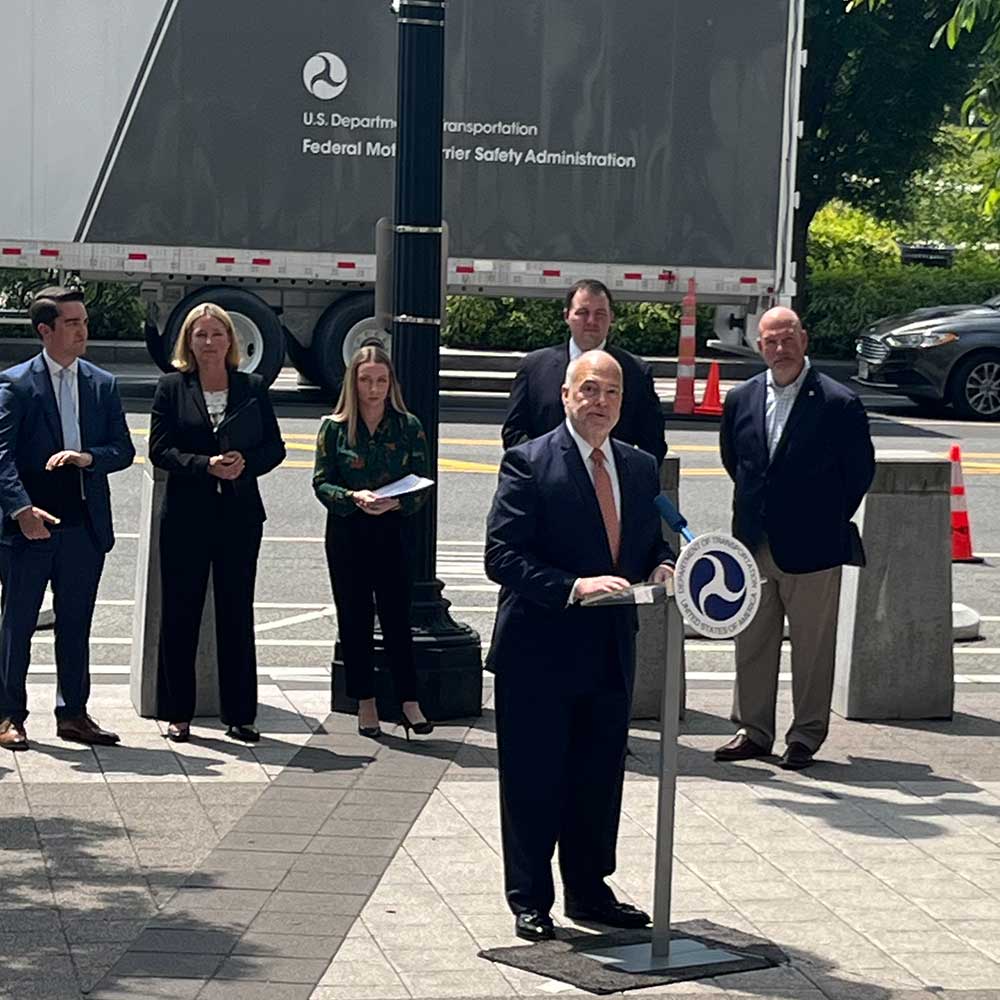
[[84, 0, 790, 269]]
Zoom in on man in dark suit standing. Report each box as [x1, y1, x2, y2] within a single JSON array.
[[0, 287, 135, 751], [715, 307, 874, 771], [486, 349, 674, 941], [501, 279, 666, 464]]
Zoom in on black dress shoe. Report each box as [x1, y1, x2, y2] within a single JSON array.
[[565, 899, 650, 928], [358, 723, 383, 738], [714, 733, 771, 762], [226, 724, 260, 743], [779, 741, 814, 770], [515, 910, 554, 942]]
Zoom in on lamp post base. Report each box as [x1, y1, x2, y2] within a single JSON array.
[[331, 583, 483, 721]]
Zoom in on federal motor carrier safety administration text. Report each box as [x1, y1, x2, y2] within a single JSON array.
[[301, 139, 637, 169]]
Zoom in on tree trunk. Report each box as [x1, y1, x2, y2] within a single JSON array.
[[791, 190, 821, 320]]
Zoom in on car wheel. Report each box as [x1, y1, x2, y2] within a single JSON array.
[[950, 353, 1000, 420]]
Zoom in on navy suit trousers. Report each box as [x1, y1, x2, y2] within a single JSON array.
[[495, 650, 630, 916], [0, 525, 105, 724]]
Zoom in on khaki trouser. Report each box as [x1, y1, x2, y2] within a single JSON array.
[[732, 543, 842, 753]]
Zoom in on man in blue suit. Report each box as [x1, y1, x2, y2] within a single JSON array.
[[0, 287, 135, 750], [486, 349, 674, 941], [716, 306, 874, 771]]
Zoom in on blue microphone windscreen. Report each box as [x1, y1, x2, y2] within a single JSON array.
[[654, 493, 688, 533]]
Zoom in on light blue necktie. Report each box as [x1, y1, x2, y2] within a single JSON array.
[[58, 367, 81, 451]]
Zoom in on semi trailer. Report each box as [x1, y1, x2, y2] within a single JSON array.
[[1, 0, 805, 387]]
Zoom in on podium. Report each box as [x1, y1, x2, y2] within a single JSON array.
[[582, 588, 747, 973]]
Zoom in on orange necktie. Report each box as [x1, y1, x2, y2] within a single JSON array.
[[590, 448, 620, 564]]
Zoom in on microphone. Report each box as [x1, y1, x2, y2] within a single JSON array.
[[654, 494, 695, 544]]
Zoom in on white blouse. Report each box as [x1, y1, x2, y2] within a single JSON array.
[[204, 389, 228, 430]]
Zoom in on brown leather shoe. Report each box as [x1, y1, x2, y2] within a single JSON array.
[[57, 714, 120, 746], [714, 733, 771, 762], [0, 718, 28, 751]]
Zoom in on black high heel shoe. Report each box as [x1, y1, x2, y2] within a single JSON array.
[[400, 716, 434, 740], [358, 722, 383, 738]]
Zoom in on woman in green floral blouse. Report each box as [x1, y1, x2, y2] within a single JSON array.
[[313, 345, 433, 738]]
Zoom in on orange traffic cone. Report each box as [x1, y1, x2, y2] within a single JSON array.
[[950, 445, 983, 564], [673, 278, 698, 415], [694, 361, 723, 416]]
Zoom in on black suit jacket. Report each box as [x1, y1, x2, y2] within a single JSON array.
[[720, 366, 875, 575], [485, 423, 673, 685], [501, 342, 666, 464], [149, 370, 286, 523]]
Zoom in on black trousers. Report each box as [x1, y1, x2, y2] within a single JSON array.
[[495, 654, 631, 916], [156, 496, 262, 725], [325, 511, 417, 703], [0, 525, 104, 724]]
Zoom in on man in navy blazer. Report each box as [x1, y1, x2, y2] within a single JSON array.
[[501, 279, 666, 464], [716, 306, 874, 771], [0, 287, 135, 751], [486, 349, 674, 941]]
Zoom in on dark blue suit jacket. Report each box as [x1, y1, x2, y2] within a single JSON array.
[[0, 354, 135, 553], [720, 366, 875, 575], [501, 342, 666, 464], [485, 423, 673, 685]]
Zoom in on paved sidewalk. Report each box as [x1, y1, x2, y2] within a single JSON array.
[[2, 677, 1000, 1000]]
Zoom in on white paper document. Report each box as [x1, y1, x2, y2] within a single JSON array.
[[372, 474, 435, 499]]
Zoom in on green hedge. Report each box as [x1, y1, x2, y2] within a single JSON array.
[[444, 296, 716, 355], [0, 269, 145, 341], [804, 258, 1000, 358]]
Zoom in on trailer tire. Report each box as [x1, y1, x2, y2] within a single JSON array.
[[309, 293, 376, 393], [284, 326, 324, 385], [160, 289, 285, 386]]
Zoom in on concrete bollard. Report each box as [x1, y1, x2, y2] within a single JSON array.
[[632, 454, 686, 720], [130, 462, 220, 718], [833, 451, 953, 721]]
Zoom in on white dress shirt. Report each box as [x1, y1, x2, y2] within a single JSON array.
[[765, 357, 811, 459], [568, 336, 608, 364]]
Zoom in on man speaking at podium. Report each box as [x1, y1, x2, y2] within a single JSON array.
[[486, 349, 674, 942]]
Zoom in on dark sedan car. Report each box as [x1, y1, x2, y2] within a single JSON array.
[[854, 298, 1000, 419]]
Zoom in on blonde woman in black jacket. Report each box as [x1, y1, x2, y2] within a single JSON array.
[[149, 303, 285, 743]]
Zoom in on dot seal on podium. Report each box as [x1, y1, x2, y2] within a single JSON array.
[[673, 533, 761, 639]]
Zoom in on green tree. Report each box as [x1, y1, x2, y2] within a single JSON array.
[[794, 1, 978, 307], [848, 0, 1000, 214]]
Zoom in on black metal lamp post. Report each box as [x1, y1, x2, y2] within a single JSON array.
[[390, 0, 482, 720], [334, 0, 482, 721]]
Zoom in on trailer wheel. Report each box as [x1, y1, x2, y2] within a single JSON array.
[[309, 293, 377, 393], [284, 326, 324, 385], [159, 288, 285, 386]]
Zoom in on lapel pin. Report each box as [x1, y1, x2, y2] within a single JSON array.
[[808, 390, 815, 397]]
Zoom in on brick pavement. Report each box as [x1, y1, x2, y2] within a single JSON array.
[[2, 677, 1000, 999]]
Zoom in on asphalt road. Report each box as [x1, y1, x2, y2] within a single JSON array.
[[27, 392, 1000, 693]]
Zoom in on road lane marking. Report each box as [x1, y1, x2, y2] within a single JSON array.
[[254, 608, 334, 633]]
